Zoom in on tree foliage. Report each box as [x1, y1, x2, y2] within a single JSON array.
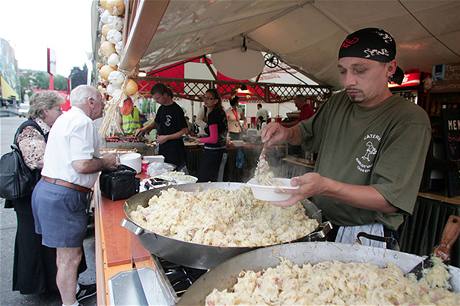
[[18, 65, 87, 100], [19, 69, 68, 94]]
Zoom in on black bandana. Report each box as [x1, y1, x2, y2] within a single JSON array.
[[338, 28, 396, 62], [339, 27, 404, 84]]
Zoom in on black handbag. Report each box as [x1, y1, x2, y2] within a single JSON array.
[[99, 164, 140, 200], [0, 120, 43, 200]]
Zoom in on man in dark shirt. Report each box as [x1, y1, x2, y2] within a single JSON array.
[[136, 83, 188, 169]]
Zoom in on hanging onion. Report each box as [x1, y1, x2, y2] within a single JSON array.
[[98, 0, 128, 137], [107, 53, 120, 67], [123, 79, 139, 96], [106, 84, 115, 96], [115, 41, 124, 54], [108, 70, 125, 87], [106, 29, 122, 44], [99, 65, 115, 80], [100, 10, 113, 24], [101, 24, 111, 37], [106, 0, 125, 16], [110, 16, 123, 31], [99, 0, 109, 9], [100, 41, 116, 57]]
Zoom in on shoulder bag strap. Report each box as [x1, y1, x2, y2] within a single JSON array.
[[13, 119, 46, 146]]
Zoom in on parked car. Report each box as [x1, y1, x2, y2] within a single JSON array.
[[18, 102, 29, 117]]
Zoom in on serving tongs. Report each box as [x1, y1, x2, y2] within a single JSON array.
[[406, 215, 460, 284], [143, 177, 175, 190], [355, 232, 399, 250]]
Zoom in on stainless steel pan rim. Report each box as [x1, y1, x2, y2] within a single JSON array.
[[122, 182, 329, 269], [177, 241, 460, 305]]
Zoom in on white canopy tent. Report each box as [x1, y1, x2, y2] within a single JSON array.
[[109, 0, 460, 89]]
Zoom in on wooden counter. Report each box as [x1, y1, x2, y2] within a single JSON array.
[[94, 181, 155, 305], [417, 192, 460, 206]]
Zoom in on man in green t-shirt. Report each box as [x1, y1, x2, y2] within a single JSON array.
[[261, 28, 431, 249]]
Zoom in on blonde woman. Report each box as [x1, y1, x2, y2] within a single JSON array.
[[6, 91, 70, 295]]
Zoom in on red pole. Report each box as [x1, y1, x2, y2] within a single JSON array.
[[49, 74, 54, 90], [47, 48, 55, 90], [60, 78, 72, 111]]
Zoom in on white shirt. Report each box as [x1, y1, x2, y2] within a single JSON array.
[[256, 108, 269, 121], [42, 107, 101, 188]]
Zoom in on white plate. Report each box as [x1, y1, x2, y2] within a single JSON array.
[[246, 178, 298, 202], [155, 172, 198, 185]]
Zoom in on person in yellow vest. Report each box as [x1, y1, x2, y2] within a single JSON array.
[[120, 97, 141, 134]]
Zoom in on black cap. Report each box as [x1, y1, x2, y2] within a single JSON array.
[[338, 28, 396, 63]]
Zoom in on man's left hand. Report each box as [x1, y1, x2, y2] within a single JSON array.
[[271, 172, 327, 207]]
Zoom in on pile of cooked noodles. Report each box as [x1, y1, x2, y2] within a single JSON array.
[[130, 187, 317, 247], [206, 257, 458, 305]]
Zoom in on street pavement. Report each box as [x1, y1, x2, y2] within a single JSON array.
[[0, 117, 97, 306]]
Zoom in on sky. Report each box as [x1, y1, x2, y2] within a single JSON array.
[[0, 0, 94, 77]]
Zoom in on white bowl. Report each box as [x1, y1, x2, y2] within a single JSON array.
[[119, 152, 142, 173], [246, 177, 299, 202]]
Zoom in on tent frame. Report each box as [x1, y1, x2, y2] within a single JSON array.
[[136, 55, 331, 103], [136, 76, 332, 103]]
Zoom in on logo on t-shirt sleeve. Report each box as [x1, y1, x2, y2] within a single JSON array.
[[355, 134, 380, 173]]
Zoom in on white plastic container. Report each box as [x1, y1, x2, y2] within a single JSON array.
[[119, 153, 142, 173], [246, 178, 299, 202], [146, 162, 175, 177], [143, 155, 165, 164]]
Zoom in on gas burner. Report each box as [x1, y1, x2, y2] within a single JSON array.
[[157, 258, 207, 296]]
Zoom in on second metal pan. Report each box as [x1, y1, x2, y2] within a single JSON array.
[[178, 242, 460, 305]]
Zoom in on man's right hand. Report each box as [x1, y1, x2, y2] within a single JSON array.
[[261, 123, 290, 146], [135, 127, 146, 137], [101, 153, 118, 171]]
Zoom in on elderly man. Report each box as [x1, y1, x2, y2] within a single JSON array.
[[262, 28, 431, 249], [32, 85, 117, 306]]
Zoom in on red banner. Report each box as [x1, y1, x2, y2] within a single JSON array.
[[388, 72, 421, 88]]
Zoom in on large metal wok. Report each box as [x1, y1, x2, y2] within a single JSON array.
[[178, 242, 460, 305], [121, 182, 331, 270]]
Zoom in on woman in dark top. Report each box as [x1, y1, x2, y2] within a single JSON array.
[[197, 89, 228, 182]]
